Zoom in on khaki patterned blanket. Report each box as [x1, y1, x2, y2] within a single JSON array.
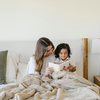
[[0, 71, 100, 100]]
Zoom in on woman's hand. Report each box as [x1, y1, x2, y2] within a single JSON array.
[[44, 67, 54, 75]]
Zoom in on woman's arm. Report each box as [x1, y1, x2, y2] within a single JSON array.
[[28, 56, 39, 74]]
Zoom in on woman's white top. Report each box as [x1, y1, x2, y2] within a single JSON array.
[[54, 57, 76, 67], [25, 53, 55, 75]]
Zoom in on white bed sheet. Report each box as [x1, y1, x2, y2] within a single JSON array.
[[0, 83, 17, 89]]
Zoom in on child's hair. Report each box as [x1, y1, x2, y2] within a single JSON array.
[[54, 43, 72, 58]]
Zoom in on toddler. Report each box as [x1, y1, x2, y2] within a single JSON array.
[[54, 43, 76, 72]]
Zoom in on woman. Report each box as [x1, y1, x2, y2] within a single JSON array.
[[26, 37, 55, 75]]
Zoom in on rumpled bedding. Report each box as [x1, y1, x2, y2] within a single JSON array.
[[0, 71, 100, 100]]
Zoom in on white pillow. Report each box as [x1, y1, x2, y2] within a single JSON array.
[[16, 63, 27, 83], [6, 53, 20, 83], [7, 53, 20, 71]]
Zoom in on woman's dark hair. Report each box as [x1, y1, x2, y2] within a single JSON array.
[[54, 43, 72, 58]]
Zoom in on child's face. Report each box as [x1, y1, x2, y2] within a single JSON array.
[[59, 49, 68, 61]]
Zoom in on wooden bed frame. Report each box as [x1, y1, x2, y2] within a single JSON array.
[[82, 38, 88, 80]]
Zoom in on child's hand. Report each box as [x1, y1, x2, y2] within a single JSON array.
[[67, 65, 76, 72], [67, 65, 73, 70], [72, 67, 76, 72]]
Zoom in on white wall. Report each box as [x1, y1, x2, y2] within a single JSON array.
[[88, 39, 100, 82], [0, 0, 100, 82], [0, 0, 100, 41]]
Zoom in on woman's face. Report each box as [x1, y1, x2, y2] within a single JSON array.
[[45, 45, 53, 57]]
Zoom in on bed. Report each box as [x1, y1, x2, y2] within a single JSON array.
[[0, 38, 100, 100]]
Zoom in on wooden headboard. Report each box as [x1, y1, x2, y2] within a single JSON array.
[[82, 38, 88, 80]]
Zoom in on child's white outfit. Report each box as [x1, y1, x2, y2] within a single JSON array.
[[54, 57, 76, 67]]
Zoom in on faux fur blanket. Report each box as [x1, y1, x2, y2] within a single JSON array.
[[0, 71, 100, 100]]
